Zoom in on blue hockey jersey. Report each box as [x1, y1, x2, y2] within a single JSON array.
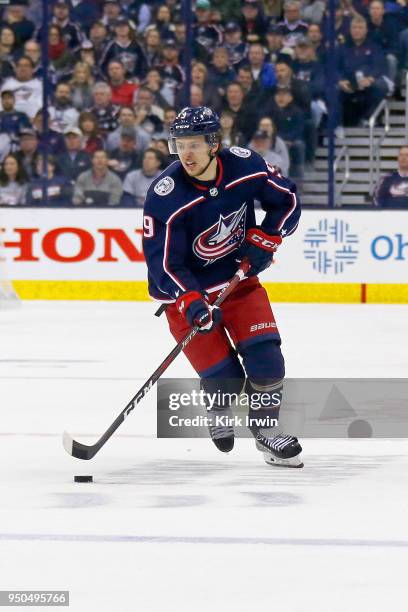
[[142, 146, 301, 302]]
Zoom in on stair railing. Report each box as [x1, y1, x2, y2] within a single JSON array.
[[333, 144, 350, 206], [369, 99, 390, 195]]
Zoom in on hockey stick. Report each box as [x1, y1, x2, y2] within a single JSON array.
[[63, 259, 250, 460]]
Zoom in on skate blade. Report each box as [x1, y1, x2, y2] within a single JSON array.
[[262, 452, 304, 468]]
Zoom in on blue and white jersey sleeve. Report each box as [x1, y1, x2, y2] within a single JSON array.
[[258, 161, 301, 237], [143, 192, 203, 301]]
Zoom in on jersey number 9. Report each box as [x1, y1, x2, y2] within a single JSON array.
[[143, 215, 155, 238]]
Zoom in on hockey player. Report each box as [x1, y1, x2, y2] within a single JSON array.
[[142, 106, 303, 467]]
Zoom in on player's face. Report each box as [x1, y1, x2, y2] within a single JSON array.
[[176, 136, 213, 176]]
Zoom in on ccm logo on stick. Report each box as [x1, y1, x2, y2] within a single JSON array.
[[250, 322, 277, 332]]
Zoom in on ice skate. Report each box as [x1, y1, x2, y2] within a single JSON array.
[[207, 405, 235, 453], [255, 430, 303, 468]]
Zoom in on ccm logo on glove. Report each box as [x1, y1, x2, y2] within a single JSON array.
[[246, 228, 282, 252]]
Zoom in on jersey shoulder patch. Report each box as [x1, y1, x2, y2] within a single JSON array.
[[230, 146, 251, 158], [154, 175, 175, 196]]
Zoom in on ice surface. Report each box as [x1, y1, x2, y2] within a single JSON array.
[[0, 302, 407, 611]]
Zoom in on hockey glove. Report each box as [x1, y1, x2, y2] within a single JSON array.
[[176, 291, 222, 334], [237, 227, 282, 277]]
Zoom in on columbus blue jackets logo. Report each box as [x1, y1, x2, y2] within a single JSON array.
[[193, 203, 247, 263]]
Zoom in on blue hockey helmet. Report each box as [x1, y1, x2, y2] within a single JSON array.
[[168, 106, 221, 154]]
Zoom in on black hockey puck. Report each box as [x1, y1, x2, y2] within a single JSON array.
[[74, 475, 93, 483]]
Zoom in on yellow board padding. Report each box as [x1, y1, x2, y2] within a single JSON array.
[[13, 280, 151, 301], [9, 280, 408, 303], [366, 284, 408, 304], [262, 282, 362, 303]]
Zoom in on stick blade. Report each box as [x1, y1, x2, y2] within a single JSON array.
[[62, 431, 95, 460]]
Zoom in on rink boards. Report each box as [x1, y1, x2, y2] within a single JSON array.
[[0, 207, 407, 303]]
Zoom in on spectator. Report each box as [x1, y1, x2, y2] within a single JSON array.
[[158, 39, 185, 102], [239, 0, 268, 44], [57, 127, 91, 182], [150, 138, 172, 165], [133, 86, 164, 135], [0, 153, 28, 206], [246, 42, 277, 90], [1, 4, 35, 46], [188, 61, 222, 110], [265, 24, 287, 64], [374, 145, 408, 208], [0, 27, 17, 64], [48, 82, 80, 133], [293, 37, 326, 129], [367, 0, 399, 83], [269, 86, 305, 177], [222, 81, 259, 141], [89, 82, 120, 136], [15, 128, 40, 179], [256, 115, 290, 174], [73, 150, 123, 206], [108, 127, 142, 180], [22, 40, 42, 78], [121, 148, 163, 207], [193, 0, 223, 56], [1, 56, 42, 119], [143, 67, 174, 108], [190, 83, 205, 107], [32, 109, 66, 156], [107, 60, 139, 106], [152, 4, 175, 40], [151, 106, 177, 140], [88, 21, 109, 64], [337, 16, 390, 126], [142, 28, 162, 67], [0, 90, 31, 151], [277, 0, 308, 48], [26, 155, 73, 207], [222, 21, 249, 68], [76, 41, 104, 81], [272, 59, 311, 112], [70, 62, 95, 111], [307, 23, 326, 63], [106, 105, 151, 152], [208, 46, 237, 97], [51, 0, 82, 50], [78, 111, 105, 154], [219, 109, 246, 147], [48, 24, 74, 80], [100, 16, 147, 79]]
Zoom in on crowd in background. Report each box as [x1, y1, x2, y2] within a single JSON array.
[[0, 0, 408, 207]]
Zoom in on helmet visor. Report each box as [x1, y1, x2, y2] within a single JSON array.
[[168, 132, 220, 155]]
